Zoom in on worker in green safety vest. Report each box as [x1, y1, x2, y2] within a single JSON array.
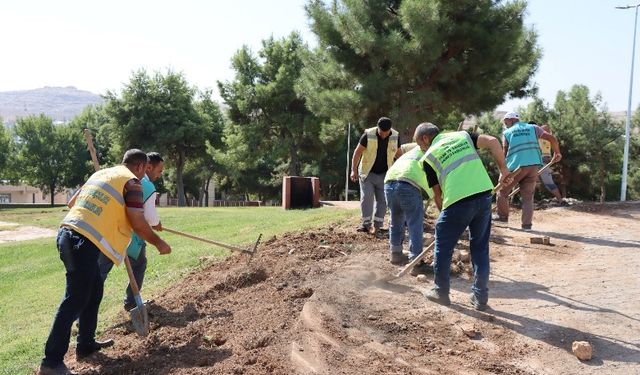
[[419, 123, 511, 311]]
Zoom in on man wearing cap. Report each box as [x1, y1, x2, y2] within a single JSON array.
[[494, 113, 562, 230], [350, 117, 402, 233], [98, 152, 165, 312], [39, 149, 171, 375], [419, 123, 510, 310]]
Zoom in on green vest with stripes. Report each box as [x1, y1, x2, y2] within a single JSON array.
[[384, 146, 433, 198], [421, 132, 493, 209]]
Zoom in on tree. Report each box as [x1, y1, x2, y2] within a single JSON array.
[[14, 115, 89, 206], [105, 69, 211, 206], [218, 32, 323, 183], [68, 105, 116, 166], [195, 91, 226, 205], [551, 86, 623, 202], [302, 0, 541, 135], [0, 122, 13, 177]]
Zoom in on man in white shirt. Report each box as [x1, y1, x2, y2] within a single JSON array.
[[98, 152, 164, 311]]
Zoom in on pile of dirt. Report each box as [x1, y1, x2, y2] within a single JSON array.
[[66, 224, 534, 375]]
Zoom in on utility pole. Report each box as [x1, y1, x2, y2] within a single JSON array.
[[616, 3, 640, 201], [345, 123, 351, 201]]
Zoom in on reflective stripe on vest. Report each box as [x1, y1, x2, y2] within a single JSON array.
[[503, 122, 542, 171], [422, 132, 494, 209], [84, 180, 125, 206], [384, 146, 432, 197], [425, 152, 480, 188], [61, 165, 136, 266], [359, 127, 399, 178], [61, 217, 124, 263]]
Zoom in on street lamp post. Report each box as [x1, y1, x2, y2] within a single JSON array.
[[616, 4, 640, 201]]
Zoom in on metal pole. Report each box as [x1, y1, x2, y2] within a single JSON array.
[[345, 122, 351, 201], [620, 4, 640, 201]]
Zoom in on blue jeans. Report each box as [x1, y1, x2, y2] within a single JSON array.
[[384, 181, 424, 259], [433, 193, 492, 304], [98, 243, 147, 307], [42, 228, 104, 367]]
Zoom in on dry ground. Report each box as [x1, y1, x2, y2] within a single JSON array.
[[0, 221, 56, 243], [57, 202, 640, 375]]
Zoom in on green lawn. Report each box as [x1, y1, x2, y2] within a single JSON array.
[[0, 206, 356, 375]]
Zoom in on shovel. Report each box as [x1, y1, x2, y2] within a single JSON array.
[[124, 256, 149, 336], [84, 129, 149, 336], [391, 176, 516, 281]]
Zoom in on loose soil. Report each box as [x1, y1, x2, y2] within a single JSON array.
[[61, 202, 640, 374]]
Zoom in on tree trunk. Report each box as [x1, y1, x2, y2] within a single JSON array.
[[176, 148, 186, 207], [203, 174, 213, 207], [49, 182, 55, 207], [599, 156, 605, 204], [288, 140, 300, 176]]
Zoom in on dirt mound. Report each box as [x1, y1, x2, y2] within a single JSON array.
[[66, 226, 532, 375]]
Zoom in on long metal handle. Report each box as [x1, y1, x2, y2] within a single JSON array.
[[163, 227, 257, 255]]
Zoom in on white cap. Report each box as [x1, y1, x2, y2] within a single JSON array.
[[503, 112, 519, 120]]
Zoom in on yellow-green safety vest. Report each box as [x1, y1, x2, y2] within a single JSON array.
[[539, 138, 552, 158], [359, 127, 399, 178], [61, 165, 137, 266], [421, 132, 494, 209], [384, 146, 433, 198]]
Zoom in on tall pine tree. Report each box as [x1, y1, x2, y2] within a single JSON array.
[[301, 0, 541, 135]]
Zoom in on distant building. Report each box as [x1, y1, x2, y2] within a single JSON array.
[[0, 184, 69, 204]]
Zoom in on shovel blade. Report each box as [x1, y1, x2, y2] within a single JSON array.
[[129, 305, 149, 337]]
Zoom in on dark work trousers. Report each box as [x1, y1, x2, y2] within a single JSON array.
[[42, 227, 104, 368], [98, 243, 147, 307]]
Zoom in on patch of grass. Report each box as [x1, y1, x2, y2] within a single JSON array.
[[0, 206, 356, 374], [0, 207, 68, 230]]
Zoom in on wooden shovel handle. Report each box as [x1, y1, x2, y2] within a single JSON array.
[[124, 256, 141, 295]]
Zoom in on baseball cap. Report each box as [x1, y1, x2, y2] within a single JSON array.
[[503, 112, 519, 120], [377, 117, 392, 131]]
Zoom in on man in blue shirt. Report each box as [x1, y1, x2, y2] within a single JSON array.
[[98, 152, 165, 311]]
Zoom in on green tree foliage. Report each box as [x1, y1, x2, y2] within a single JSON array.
[[68, 105, 116, 166], [105, 69, 220, 206], [13, 115, 90, 205], [218, 32, 323, 197], [303, 0, 541, 135], [550, 86, 623, 202], [0, 123, 13, 178]]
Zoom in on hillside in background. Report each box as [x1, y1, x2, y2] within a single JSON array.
[[0, 86, 103, 125]]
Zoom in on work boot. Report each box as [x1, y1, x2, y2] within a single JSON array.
[[410, 261, 432, 276], [356, 225, 371, 233], [470, 294, 488, 311], [76, 339, 115, 358], [389, 252, 409, 265], [38, 363, 77, 375], [491, 213, 508, 223], [424, 288, 451, 306], [521, 224, 532, 232]]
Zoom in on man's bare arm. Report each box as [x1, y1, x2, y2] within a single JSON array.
[[127, 210, 171, 254]]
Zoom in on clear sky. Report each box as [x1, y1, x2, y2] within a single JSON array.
[[1, 0, 638, 112]]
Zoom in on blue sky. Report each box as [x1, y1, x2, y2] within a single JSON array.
[[0, 0, 638, 111]]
